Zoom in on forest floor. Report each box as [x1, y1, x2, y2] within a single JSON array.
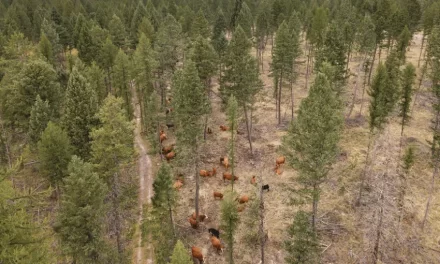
[[131, 82, 154, 264], [142, 32, 439, 263]]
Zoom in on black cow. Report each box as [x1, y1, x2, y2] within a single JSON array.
[[208, 228, 220, 238], [262, 184, 270, 192]]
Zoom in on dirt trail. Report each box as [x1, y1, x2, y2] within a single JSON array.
[[131, 82, 154, 264]]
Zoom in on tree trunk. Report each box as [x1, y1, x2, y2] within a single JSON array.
[[305, 44, 312, 90], [357, 132, 373, 206], [278, 71, 283, 125], [418, 33, 425, 68], [259, 184, 265, 264], [274, 77, 278, 119], [411, 63, 427, 115], [373, 173, 385, 264], [312, 184, 319, 229], [367, 44, 378, 86], [111, 171, 124, 259], [0, 119, 12, 169], [346, 55, 366, 119], [231, 119, 236, 191], [290, 74, 294, 121], [203, 115, 208, 141], [243, 105, 253, 156], [346, 43, 352, 74], [168, 197, 176, 238], [195, 141, 200, 224], [359, 58, 370, 116]]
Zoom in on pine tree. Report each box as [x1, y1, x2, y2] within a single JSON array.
[[222, 26, 263, 154], [284, 211, 319, 264], [86, 62, 107, 105], [131, 1, 147, 42], [282, 73, 343, 227], [55, 156, 108, 263], [212, 10, 228, 57], [172, 60, 210, 222], [190, 35, 217, 89], [227, 95, 239, 189], [399, 63, 416, 135], [0, 163, 52, 263], [191, 10, 211, 39], [108, 14, 127, 48], [133, 33, 156, 132], [28, 95, 51, 148], [112, 49, 133, 119], [41, 18, 62, 58], [98, 37, 118, 93], [396, 26, 412, 63], [237, 2, 253, 37], [76, 19, 95, 64], [37, 121, 72, 188], [62, 66, 98, 159], [169, 240, 192, 264], [39, 33, 54, 64], [384, 50, 401, 115], [90, 95, 134, 260], [221, 190, 239, 264], [138, 17, 155, 44], [255, 4, 271, 70], [150, 163, 176, 263], [13, 59, 61, 130]]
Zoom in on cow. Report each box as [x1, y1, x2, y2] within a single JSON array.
[[165, 108, 173, 115], [251, 176, 256, 185], [191, 246, 204, 263], [274, 165, 282, 175], [210, 236, 223, 253], [262, 184, 270, 191], [200, 170, 210, 177], [162, 144, 174, 154], [213, 191, 223, 200], [223, 172, 238, 182], [276, 156, 286, 166], [237, 195, 249, 204], [159, 133, 167, 143], [188, 217, 198, 229], [208, 228, 220, 238], [207, 127, 213, 134], [219, 125, 229, 131], [220, 157, 229, 169], [173, 180, 183, 190], [165, 151, 176, 161], [191, 212, 208, 222], [210, 167, 217, 176]]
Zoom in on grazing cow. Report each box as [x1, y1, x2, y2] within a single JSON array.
[[188, 217, 198, 228], [210, 236, 223, 253], [173, 180, 183, 190], [191, 212, 208, 222], [274, 165, 283, 175], [238, 195, 249, 204], [220, 157, 229, 169], [251, 176, 256, 185], [211, 167, 217, 176], [276, 156, 286, 166], [219, 125, 229, 131], [160, 133, 167, 143], [165, 108, 173, 115], [165, 151, 176, 161], [162, 144, 174, 154], [200, 170, 210, 177], [166, 97, 172, 105], [208, 228, 220, 238], [223, 172, 238, 182], [207, 127, 213, 134], [262, 184, 270, 191], [213, 191, 223, 200], [191, 246, 204, 263]]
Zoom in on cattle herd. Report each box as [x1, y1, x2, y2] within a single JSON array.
[[158, 116, 285, 263]]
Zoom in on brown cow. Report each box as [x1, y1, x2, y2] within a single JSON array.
[[274, 164, 283, 175], [173, 180, 183, 190], [159, 133, 167, 143], [220, 157, 229, 169], [213, 191, 223, 200], [165, 151, 176, 161], [191, 212, 208, 222], [162, 144, 174, 154], [211, 167, 217, 176], [219, 125, 229, 131], [276, 156, 286, 166], [188, 217, 198, 229], [191, 246, 204, 263], [223, 172, 238, 182], [251, 176, 256, 185], [200, 170, 210, 177], [238, 195, 249, 204], [210, 236, 224, 253], [207, 127, 213, 134]]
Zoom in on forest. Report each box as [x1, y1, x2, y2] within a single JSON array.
[[1, 0, 440, 263]]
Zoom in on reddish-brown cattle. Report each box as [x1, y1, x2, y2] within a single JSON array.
[[210, 236, 223, 253], [220, 157, 229, 169], [238, 195, 249, 204], [191, 212, 208, 222], [191, 246, 204, 263], [200, 170, 210, 177], [188, 217, 198, 228], [165, 151, 176, 161], [219, 125, 229, 131], [173, 180, 183, 190], [213, 191, 223, 200], [159, 133, 167, 143], [162, 144, 174, 154], [251, 176, 256, 185], [211, 167, 217, 176], [223, 172, 238, 182], [276, 156, 286, 166]]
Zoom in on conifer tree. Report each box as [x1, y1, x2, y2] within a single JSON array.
[[76, 19, 95, 64], [399, 63, 416, 136], [55, 156, 108, 263], [130, 1, 147, 42], [108, 14, 127, 48], [227, 95, 239, 189], [28, 95, 51, 148], [255, 4, 271, 70], [284, 211, 319, 264], [38, 121, 72, 188], [39, 33, 54, 64], [172, 60, 210, 222], [169, 240, 192, 264], [384, 50, 401, 115], [237, 2, 253, 37], [86, 62, 107, 105], [212, 10, 228, 56], [90, 95, 134, 260], [221, 191, 239, 264], [138, 17, 155, 44], [62, 66, 98, 159], [396, 26, 412, 63], [98, 37, 118, 93], [222, 26, 262, 154], [190, 35, 217, 89], [0, 163, 52, 263], [191, 10, 211, 39], [150, 163, 176, 263], [41, 18, 62, 59], [112, 49, 133, 119], [282, 73, 343, 227]]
